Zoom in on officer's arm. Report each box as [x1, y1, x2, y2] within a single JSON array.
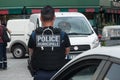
[[64, 33, 71, 55], [29, 48, 33, 56], [28, 48, 33, 62]]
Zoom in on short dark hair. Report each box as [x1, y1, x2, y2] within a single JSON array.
[[41, 5, 55, 22]]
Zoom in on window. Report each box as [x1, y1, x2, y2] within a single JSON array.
[[54, 17, 93, 35], [104, 63, 120, 80], [55, 59, 102, 80], [69, 65, 97, 80]]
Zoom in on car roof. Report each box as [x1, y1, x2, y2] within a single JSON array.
[[51, 46, 120, 80], [55, 12, 85, 17], [7, 19, 29, 21], [30, 12, 86, 18], [7, 19, 29, 27], [103, 25, 120, 29], [71, 46, 120, 62]]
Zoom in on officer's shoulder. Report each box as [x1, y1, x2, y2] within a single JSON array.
[[35, 27, 43, 33], [53, 27, 61, 33]]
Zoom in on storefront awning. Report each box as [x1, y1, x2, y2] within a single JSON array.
[[0, 8, 100, 15], [105, 8, 120, 14]]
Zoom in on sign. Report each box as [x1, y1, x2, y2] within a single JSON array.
[[0, 10, 8, 14], [69, 9, 78, 12], [85, 8, 95, 12], [32, 9, 41, 13], [36, 35, 60, 47], [112, 1, 120, 7]]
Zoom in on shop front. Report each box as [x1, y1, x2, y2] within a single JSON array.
[[0, 0, 120, 34]]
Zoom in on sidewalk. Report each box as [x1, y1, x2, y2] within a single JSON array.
[[0, 53, 33, 80]]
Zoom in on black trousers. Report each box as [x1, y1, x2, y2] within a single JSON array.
[[33, 70, 58, 80], [0, 43, 7, 69]]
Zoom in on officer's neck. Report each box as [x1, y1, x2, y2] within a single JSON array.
[[42, 21, 54, 28]]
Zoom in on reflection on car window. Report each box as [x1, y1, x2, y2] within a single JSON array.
[[58, 21, 71, 33], [104, 63, 120, 80], [69, 65, 97, 80]]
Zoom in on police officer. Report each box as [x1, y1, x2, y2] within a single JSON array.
[[28, 5, 70, 80]]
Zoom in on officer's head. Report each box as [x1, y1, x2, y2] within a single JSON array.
[[41, 5, 55, 22]]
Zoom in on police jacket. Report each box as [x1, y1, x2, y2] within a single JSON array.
[[30, 27, 70, 71]]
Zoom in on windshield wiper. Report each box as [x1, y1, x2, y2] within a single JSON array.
[[68, 33, 79, 35], [68, 33, 92, 35]]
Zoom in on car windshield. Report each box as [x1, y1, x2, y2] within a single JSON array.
[[54, 17, 93, 35]]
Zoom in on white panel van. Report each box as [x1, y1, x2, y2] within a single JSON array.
[[29, 12, 100, 59], [6, 19, 30, 58]]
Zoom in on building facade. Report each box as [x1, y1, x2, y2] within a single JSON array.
[[0, 0, 120, 33]]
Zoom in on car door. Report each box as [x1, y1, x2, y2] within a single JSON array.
[[51, 55, 109, 80], [99, 56, 120, 80]]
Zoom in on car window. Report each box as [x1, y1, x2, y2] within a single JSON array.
[[54, 59, 102, 80], [69, 65, 97, 80], [104, 63, 120, 80], [54, 17, 93, 35]]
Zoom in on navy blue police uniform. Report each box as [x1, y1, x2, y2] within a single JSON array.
[[28, 27, 70, 80]]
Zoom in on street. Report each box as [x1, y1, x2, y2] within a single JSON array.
[[0, 53, 33, 80]]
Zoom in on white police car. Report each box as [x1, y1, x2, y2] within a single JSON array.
[[50, 45, 120, 80]]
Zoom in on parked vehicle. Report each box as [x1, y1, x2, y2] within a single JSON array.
[[50, 45, 120, 80], [29, 12, 100, 59], [7, 12, 100, 59], [6, 19, 30, 58], [102, 25, 120, 46]]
